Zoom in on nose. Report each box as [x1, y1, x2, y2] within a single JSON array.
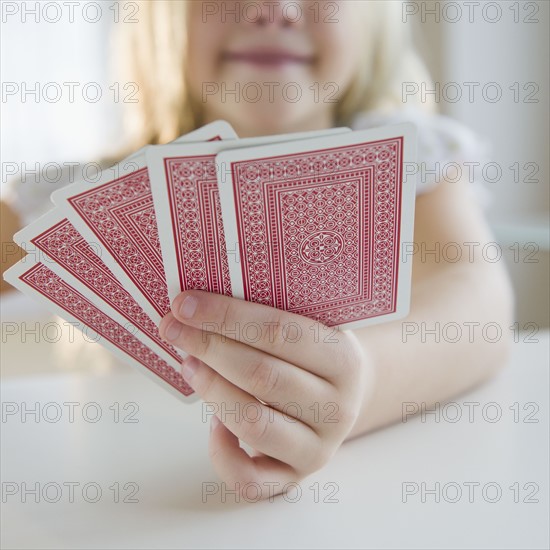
[[253, 0, 303, 28]]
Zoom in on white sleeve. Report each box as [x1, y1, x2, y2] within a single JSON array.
[[351, 108, 492, 207]]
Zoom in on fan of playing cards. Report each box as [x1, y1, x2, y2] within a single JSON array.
[[4, 121, 417, 402]]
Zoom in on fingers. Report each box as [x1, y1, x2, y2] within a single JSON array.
[[208, 416, 300, 501], [160, 313, 333, 418], [165, 290, 359, 383], [183, 356, 326, 470]]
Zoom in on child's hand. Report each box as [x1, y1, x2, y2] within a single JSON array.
[[159, 290, 370, 500]]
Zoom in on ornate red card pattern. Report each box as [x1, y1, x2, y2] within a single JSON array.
[[31, 219, 182, 362], [165, 156, 232, 295], [269, 174, 372, 313], [67, 168, 170, 317], [19, 263, 193, 396], [231, 138, 403, 325]]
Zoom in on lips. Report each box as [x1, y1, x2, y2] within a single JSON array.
[[222, 49, 314, 67]]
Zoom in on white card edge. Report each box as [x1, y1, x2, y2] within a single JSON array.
[[3, 260, 197, 404]]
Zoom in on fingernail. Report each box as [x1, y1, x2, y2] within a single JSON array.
[[165, 319, 183, 342], [210, 415, 220, 433], [181, 355, 199, 383], [179, 295, 198, 319]]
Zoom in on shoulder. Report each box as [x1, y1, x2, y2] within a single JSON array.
[[350, 107, 491, 199]]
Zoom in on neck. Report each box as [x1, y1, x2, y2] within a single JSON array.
[[203, 109, 335, 138]]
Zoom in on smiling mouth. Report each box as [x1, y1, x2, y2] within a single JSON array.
[[222, 50, 314, 67]]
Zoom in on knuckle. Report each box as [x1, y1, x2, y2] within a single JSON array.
[[239, 411, 270, 446], [303, 443, 333, 473], [195, 368, 218, 399], [261, 311, 288, 350], [311, 398, 358, 435], [199, 328, 218, 359], [334, 337, 364, 377], [219, 301, 233, 337], [247, 359, 281, 397], [331, 402, 359, 430], [208, 438, 225, 463]]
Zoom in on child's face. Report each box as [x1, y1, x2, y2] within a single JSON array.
[[187, 1, 362, 136]]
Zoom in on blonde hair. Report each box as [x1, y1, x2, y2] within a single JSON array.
[[113, 0, 434, 149]]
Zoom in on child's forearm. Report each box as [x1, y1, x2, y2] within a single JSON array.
[[344, 178, 515, 439], [346, 259, 514, 439]]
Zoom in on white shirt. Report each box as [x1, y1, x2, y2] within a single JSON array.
[[352, 107, 491, 202]]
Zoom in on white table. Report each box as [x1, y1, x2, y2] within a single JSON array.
[[1, 303, 548, 549]]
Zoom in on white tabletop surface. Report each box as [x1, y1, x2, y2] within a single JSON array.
[[1, 295, 549, 549]]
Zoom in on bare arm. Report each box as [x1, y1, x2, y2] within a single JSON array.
[[347, 179, 514, 438]]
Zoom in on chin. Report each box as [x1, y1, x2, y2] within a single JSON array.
[[230, 102, 314, 136]]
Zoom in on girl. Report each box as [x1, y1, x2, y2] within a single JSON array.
[[1, 1, 513, 499]]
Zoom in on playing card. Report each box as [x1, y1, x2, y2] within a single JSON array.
[[146, 128, 350, 303], [51, 121, 237, 323], [14, 209, 186, 371], [3, 259, 196, 402], [216, 124, 417, 330]]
